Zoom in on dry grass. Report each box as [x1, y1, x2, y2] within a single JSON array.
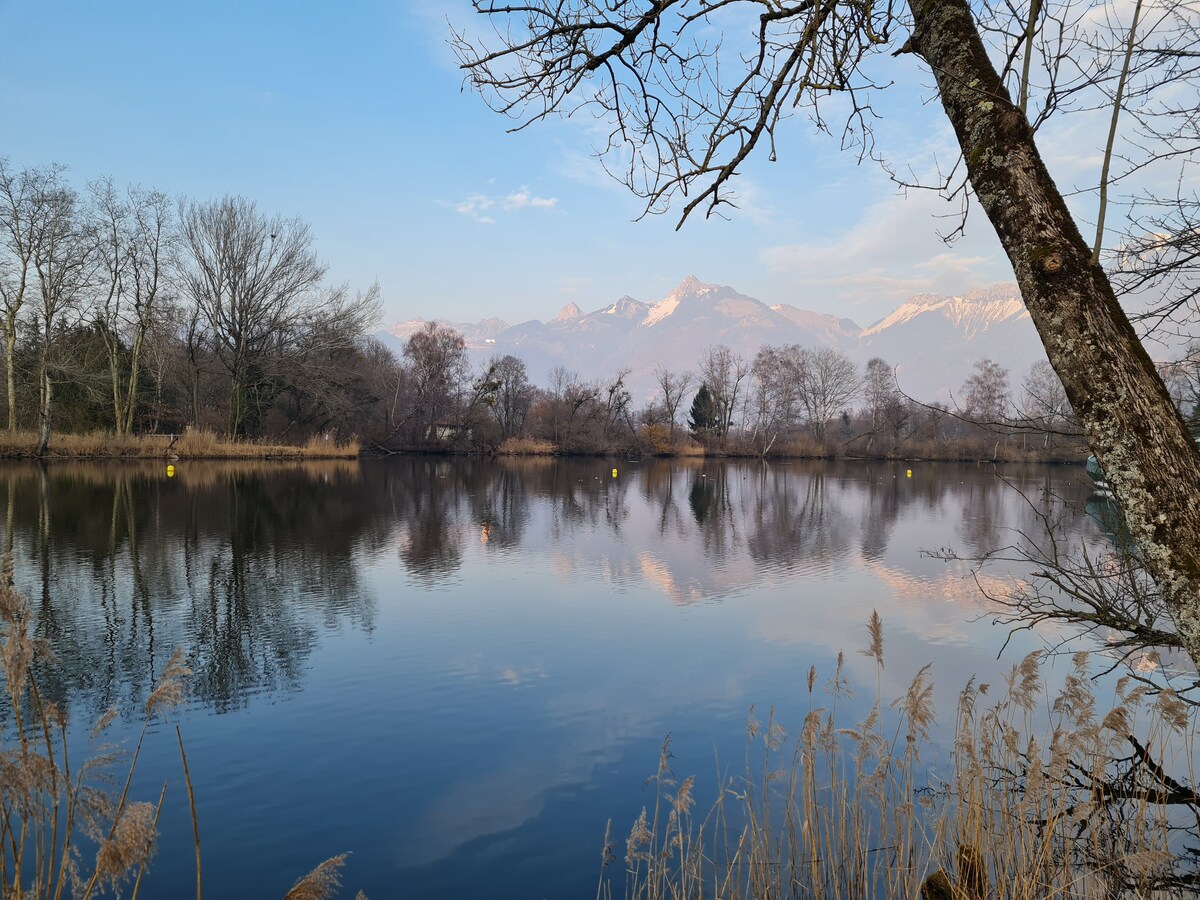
[[0, 428, 360, 460], [600, 616, 1195, 899], [497, 436, 559, 455], [674, 441, 707, 458], [637, 434, 1087, 463]]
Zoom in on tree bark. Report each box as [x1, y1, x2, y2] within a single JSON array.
[[4, 319, 16, 433], [35, 373, 52, 458], [910, 0, 1200, 663], [122, 329, 146, 435]]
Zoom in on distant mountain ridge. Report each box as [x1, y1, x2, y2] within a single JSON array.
[[863, 284, 1029, 338], [378, 277, 1047, 402]]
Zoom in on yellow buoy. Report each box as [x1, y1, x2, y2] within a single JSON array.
[[166, 464, 175, 478], [906, 469, 912, 478], [612, 468, 618, 478]]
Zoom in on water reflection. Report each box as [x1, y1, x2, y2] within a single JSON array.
[[1, 458, 1102, 722], [4, 460, 378, 715], [0, 456, 1116, 898]]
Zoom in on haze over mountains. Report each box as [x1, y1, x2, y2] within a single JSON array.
[[378, 277, 1048, 402]]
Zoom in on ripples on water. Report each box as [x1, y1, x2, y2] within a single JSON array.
[[0, 457, 1126, 897]]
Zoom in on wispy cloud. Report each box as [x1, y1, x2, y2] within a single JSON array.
[[449, 186, 559, 224], [759, 189, 1013, 312], [454, 194, 496, 224], [503, 186, 558, 211]]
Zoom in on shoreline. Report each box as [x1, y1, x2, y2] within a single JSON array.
[[0, 430, 360, 461]]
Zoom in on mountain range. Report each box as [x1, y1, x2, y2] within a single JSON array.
[[377, 277, 1049, 402]]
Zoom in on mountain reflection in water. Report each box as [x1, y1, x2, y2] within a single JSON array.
[[0, 457, 1106, 898]]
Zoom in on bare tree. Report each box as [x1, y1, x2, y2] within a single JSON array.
[[862, 356, 910, 449], [358, 337, 408, 443], [1021, 359, 1078, 446], [0, 160, 68, 433], [798, 347, 860, 440], [699, 344, 750, 446], [1159, 343, 1200, 426], [602, 367, 635, 441], [402, 322, 470, 444], [88, 179, 175, 434], [545, 366, 572, 447], [539, 366, 609, 451], [863, 358, 895, 433], [487, 353, 534, 438], [138, 301, 186, 433], [30, 180, 95, 455], [653, 366, 694, 439], [961, 358, 1012, 426], [273, 282, 382, 436], [176, 196, 375, 436], [178, 298, 211, 428], [454, 0, 1200, 663], [748, 344, 805, 453]]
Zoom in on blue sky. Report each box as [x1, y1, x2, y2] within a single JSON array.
[[1, 1, 1035, 328]]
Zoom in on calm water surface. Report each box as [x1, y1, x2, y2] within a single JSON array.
[[5, 457, 1110, 897]]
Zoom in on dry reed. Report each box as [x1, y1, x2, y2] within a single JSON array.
[[0, 564, 192, 900], [283, 854, 353, 900], [0, 429, 360, 460], [0, 568, 361, 898], [497, 437, 559, 455], [600, 614, 1196, 899]]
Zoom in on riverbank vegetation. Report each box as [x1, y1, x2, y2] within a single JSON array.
[[13, 159, 1200, 463], [371, 335, 1101, 460], [0, 428, 359, 460], [601, 621, 1198, 899]]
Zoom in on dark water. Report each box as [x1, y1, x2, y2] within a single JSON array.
[[3, 457, 1107, 898]]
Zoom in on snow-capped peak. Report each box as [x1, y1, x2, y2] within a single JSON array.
[[668, 275, 717, 300], [602, 296, 649, 318], [639, 276, 720, 328], [642, 297, 679, 328], [861, 284, 1027, 339]]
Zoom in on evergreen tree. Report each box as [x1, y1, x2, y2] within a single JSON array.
[[687, 384, 721, 437]]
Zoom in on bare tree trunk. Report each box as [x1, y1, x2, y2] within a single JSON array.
[[4, 321, 15, 433], [35, 372, 52, 458], [122, 330, 146, 434], [109, 344, 124, 435], [911, 0, 1200, 662]]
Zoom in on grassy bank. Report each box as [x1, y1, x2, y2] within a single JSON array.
[[0, 429, 360, 460], [490, 434, 1086, 463]]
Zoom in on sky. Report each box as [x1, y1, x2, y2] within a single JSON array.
[[0, 1, 1120, 330]]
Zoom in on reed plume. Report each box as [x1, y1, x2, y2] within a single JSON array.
[[604, 615, 1197, 899], [284, 853, 350, 900]]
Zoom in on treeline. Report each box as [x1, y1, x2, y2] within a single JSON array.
[[0, 157, 1135, 460], [0, 159, 383, 451], [389, 332, 1090, 459]]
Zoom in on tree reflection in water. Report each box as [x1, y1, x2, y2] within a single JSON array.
[[5, 456, 1192, 896], [0, 457, 1107, 719], [3, 460, 378, 716]]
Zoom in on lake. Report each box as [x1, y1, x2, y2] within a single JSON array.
[[2, 457, 1112, 898]]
